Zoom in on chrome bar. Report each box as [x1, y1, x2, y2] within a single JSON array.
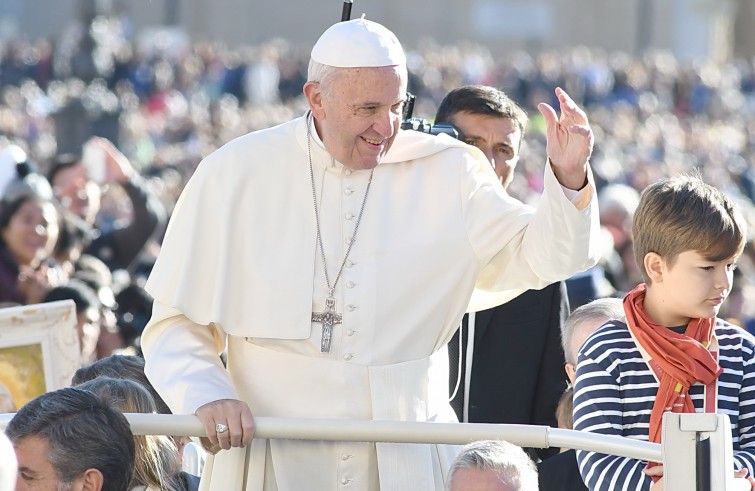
[[0, 413, 661, 462]]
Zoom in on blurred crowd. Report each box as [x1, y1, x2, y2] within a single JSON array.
[[2, 12, 755, 367]]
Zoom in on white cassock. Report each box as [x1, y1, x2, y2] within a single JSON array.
[[142, 114, 600, 490]]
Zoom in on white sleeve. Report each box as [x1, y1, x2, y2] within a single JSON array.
[[141, 301, 239, 414], [467, 161, 600, 312]]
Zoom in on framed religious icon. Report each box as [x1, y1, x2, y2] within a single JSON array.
[[0, 300, 80, 413]]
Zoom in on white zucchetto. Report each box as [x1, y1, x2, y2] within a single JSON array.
[[311, 17, 406, 68]]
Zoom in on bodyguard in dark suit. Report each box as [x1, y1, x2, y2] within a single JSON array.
[[436, 86, 572, 461], [448, 282, 568, 426], [447, 282, 569, 462]]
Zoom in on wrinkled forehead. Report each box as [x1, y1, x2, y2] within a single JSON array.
[[330, 65, 408, 95], [333, 63, 407, 78]]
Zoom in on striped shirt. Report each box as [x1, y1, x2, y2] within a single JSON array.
[[573, 319, 755, 490]]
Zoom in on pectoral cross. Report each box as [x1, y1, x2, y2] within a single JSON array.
[[312, 295, 342, 353]]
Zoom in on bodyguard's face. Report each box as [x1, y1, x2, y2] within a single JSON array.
[[450, 112, 522, 190], [306, 66, 407, 170]]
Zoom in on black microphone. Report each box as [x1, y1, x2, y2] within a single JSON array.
[[341, 0, 353, 21]]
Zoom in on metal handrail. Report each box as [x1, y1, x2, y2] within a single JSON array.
[[0, 413, 662, 462]]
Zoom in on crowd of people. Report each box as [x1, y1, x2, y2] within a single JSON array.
[[1, 13, 754, 326], [2, 10, 755, 491]]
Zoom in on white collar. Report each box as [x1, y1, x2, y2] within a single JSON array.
[[307, 112, 344, 169]]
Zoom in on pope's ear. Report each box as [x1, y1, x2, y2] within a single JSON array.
[[304, 82, 325, 119]]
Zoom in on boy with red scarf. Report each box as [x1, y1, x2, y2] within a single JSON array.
[[573, 175, 755, 490]]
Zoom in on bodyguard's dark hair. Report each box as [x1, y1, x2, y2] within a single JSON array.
[[5, 387, 135, 491], [434, 85, 528, 147]]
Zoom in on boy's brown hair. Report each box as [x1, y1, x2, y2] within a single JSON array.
[[632, 175, 746, 283]]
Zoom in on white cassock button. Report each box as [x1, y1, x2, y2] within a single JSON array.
[[341, 454, 351, 460], [345, 188, 354, 195], [345, 213, 354, 220], [346, 238, 353, 245], [347, 305, 356, 312], [344, 169, 352, 176], [346, 329, 355, 336], [346, 282, 355, 288], [340, 478, 348, 485], [343, 353, 353, 361], [345, 260, 354, 268]]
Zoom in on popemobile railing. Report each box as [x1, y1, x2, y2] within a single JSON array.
[[0, 412, 748, 490]]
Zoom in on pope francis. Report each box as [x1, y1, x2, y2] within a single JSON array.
[[142, 16, 601, 491]]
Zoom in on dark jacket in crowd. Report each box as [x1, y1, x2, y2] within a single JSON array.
[[449, 282, 569, 461]]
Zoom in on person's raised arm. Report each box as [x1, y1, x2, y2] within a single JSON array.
[[537, 87, 593, 191], [88, 137, 165, 270]]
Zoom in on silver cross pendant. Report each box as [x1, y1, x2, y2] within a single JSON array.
[[312, 296, 343, 353]]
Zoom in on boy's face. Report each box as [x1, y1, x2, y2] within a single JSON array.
[[646, 250, 738, 326]]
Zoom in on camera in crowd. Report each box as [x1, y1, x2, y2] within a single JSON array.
[[401, 93, 463, 140]]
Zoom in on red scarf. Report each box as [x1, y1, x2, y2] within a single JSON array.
[[623, 284, 722, 477]]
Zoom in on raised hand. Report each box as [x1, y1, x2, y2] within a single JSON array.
[[537, 87, 594, 190], [85, 137, 135, 185]]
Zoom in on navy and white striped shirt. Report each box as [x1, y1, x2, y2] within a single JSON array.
[[574, 319, 755, 490]]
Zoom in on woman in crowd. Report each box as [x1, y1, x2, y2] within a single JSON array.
[[0, 146, 61, 305]]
